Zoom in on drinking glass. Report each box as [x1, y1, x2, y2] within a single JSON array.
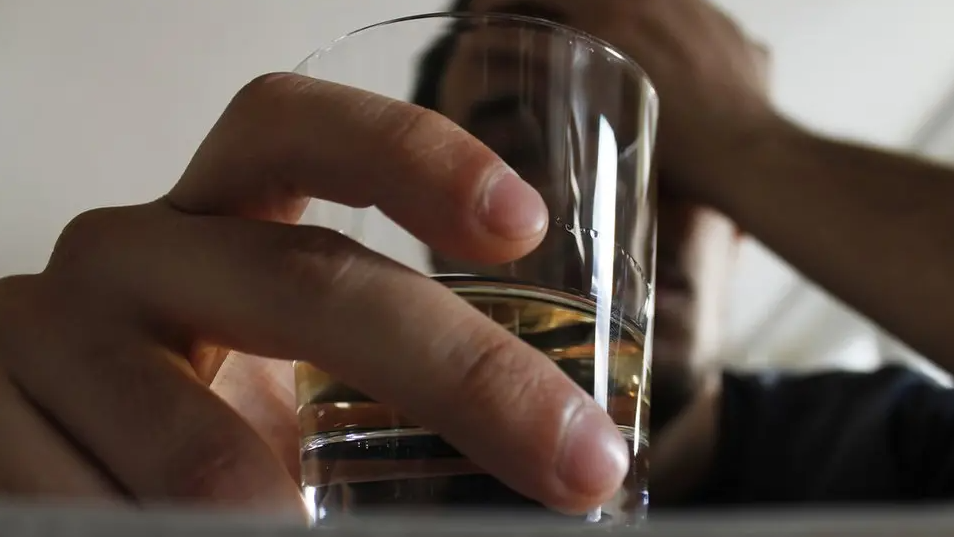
[[292, 11, 657, 527]]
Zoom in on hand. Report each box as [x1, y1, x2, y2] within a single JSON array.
[[0, 73, 629, 515], [614, 0, 780, 200]]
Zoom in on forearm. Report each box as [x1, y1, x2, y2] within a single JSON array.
[[711, 120, 954, 371]]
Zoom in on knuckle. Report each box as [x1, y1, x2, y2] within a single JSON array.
[[45, 205, 157, 306], [48, 207, 123, 272], [58, 206, 114, 244], [223, 72, 322, 163], [233, 72, 300, 106], [274, 228, 372, 299], [317, 243, 365, 293], [381, 104, 468, 165], [385, 103, 441, 140], [229, 72, 316, 121], [452, 332, 544, 412]]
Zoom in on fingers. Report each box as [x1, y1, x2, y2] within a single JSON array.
[[211, 354, 300, 480], [168, 72, 549, 265], [0, 374, 120, 500], [0, 281, 306, 517], [67, 204, 628, 513]]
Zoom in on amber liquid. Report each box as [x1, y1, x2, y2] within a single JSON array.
[[295, 276, 650, 526]]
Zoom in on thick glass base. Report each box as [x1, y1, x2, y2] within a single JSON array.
[[301, 427, 648, 527]]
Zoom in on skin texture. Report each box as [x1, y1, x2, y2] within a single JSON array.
[[0, 75, 627, 515], [4, 0, 954, 516]]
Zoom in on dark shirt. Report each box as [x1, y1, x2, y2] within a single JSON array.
[[687, 365, 954, 507]]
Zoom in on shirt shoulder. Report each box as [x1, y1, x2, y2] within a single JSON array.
[[697, 364, 954, 505]]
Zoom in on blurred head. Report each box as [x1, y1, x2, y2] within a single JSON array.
[[412, 0, 742, 429]]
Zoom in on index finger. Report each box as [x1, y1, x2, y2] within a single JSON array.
[[168, 73, 549, 265]]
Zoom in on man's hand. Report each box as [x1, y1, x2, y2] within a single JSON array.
[[0, 73, 629, 515], [614, 0, 778, 201], [616, 2, 954, 376]]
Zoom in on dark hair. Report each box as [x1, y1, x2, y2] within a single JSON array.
[[409, 0, 473, 111]]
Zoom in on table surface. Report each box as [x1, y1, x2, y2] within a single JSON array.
[[3, 504, 954, 536]]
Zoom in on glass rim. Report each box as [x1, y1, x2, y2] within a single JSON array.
[[293, 10, 658, 102]]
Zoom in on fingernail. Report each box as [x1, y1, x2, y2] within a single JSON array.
[[557, 403, 630, 498], [479, 166, 548, 240]]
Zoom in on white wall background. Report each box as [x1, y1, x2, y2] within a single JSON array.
[[3, 0, 954, 377]]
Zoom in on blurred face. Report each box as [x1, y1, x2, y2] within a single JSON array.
[[432, 0, 741, 428]]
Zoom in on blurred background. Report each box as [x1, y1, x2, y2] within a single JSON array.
[[2, 0, 953, 379]]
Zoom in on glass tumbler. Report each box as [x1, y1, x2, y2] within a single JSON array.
[[292, 11, 658, 527]]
